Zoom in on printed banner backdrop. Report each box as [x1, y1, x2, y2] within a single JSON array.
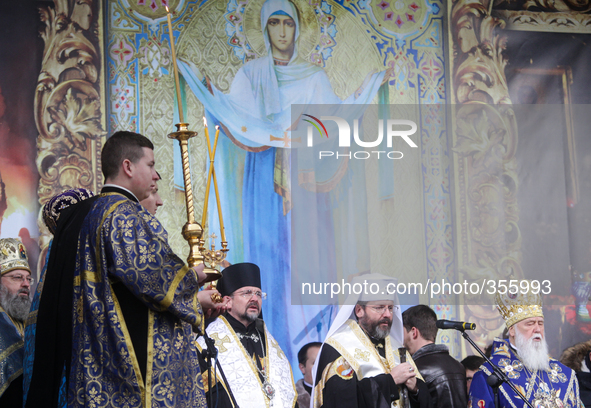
[[0, 2, 43, 277], [105, 0, 591, 374], [0, 0, 542, 378], [1, 0, 106, 284], [2, 0, 591, 382]]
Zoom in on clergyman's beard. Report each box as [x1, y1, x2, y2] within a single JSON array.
[[515, 329, 550, 372], [240, 301, 260, 324], [360, 316, 392, 340], [0, 284, 31, 322]]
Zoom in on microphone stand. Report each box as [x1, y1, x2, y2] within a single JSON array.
[[487, 374, 502, 408], [202, 331, 240, 408], [460, 330, 534, 408], [397, 347, 410, 408]]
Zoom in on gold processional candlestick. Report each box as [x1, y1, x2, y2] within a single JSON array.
[[167, 124, 205, 268], [165, 6, 222, 284]]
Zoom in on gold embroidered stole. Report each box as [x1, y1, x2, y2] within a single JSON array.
[[323, 319, 421, 408], [197, 316, 296, 408]]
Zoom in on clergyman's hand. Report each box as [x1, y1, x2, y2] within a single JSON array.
[[405, 375, 418, 393], [390, 362, 416, 385], [198, 289, 230, 318], [192, 264, 207, 285]]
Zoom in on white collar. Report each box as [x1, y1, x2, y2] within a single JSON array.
[[102, 184, 139, 202]]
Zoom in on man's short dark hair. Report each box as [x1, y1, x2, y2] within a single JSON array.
[[402, 304, 438, 342], [461, 355, 485, 370], [102, 131, 154, 181], [298, 342, 322, 365]]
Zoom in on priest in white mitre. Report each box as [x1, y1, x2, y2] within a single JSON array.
[[197, 262, 297, 408], [312, 274, 431, 408]]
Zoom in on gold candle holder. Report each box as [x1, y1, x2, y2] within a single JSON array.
[[199, 234, 229, 281], [167, 123, 221, 283], [164, 7, 224, 295]]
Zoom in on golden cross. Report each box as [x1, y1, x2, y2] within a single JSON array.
[[208, 233, 217, 251], [269, 131, 301, 147], [210, 333, 231, 353], [354, 348, 370, 362]]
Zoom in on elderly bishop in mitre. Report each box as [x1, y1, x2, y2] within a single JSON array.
[[469, 282, 583, 408]]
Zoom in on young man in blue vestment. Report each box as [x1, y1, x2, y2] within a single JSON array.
[[140, 171, 164, 215], [469, 285, 584, 408], [26, 131, 223, 408]]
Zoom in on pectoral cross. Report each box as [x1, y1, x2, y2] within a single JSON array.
[[270, 132, 301, 147]]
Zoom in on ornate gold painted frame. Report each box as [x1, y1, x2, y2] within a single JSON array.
[[447, 0, 585, 348], [35, 0, 107, 259]]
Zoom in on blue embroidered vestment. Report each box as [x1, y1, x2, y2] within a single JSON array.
[[0, 307, 23, 399], [469, 339, 583, 408], [66, 193, 206, 407]]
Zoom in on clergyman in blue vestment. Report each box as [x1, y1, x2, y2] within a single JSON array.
[[22, 187, 95, 408], [469, 284, 584, 408], [26, 132, 222, 408], [0, 237, 33, 407]]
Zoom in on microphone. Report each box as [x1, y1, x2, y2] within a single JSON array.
[[436, 319, 476, 331]]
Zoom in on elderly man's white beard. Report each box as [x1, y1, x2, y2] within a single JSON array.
[[515, 329, 550, 372]]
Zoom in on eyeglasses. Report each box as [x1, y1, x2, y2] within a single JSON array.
[[2, 274, 34, 284], [235, 289, 267, 300], [366, 305, 396, 314]]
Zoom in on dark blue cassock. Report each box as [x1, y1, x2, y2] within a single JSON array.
[[0, 308, 23, 404]]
